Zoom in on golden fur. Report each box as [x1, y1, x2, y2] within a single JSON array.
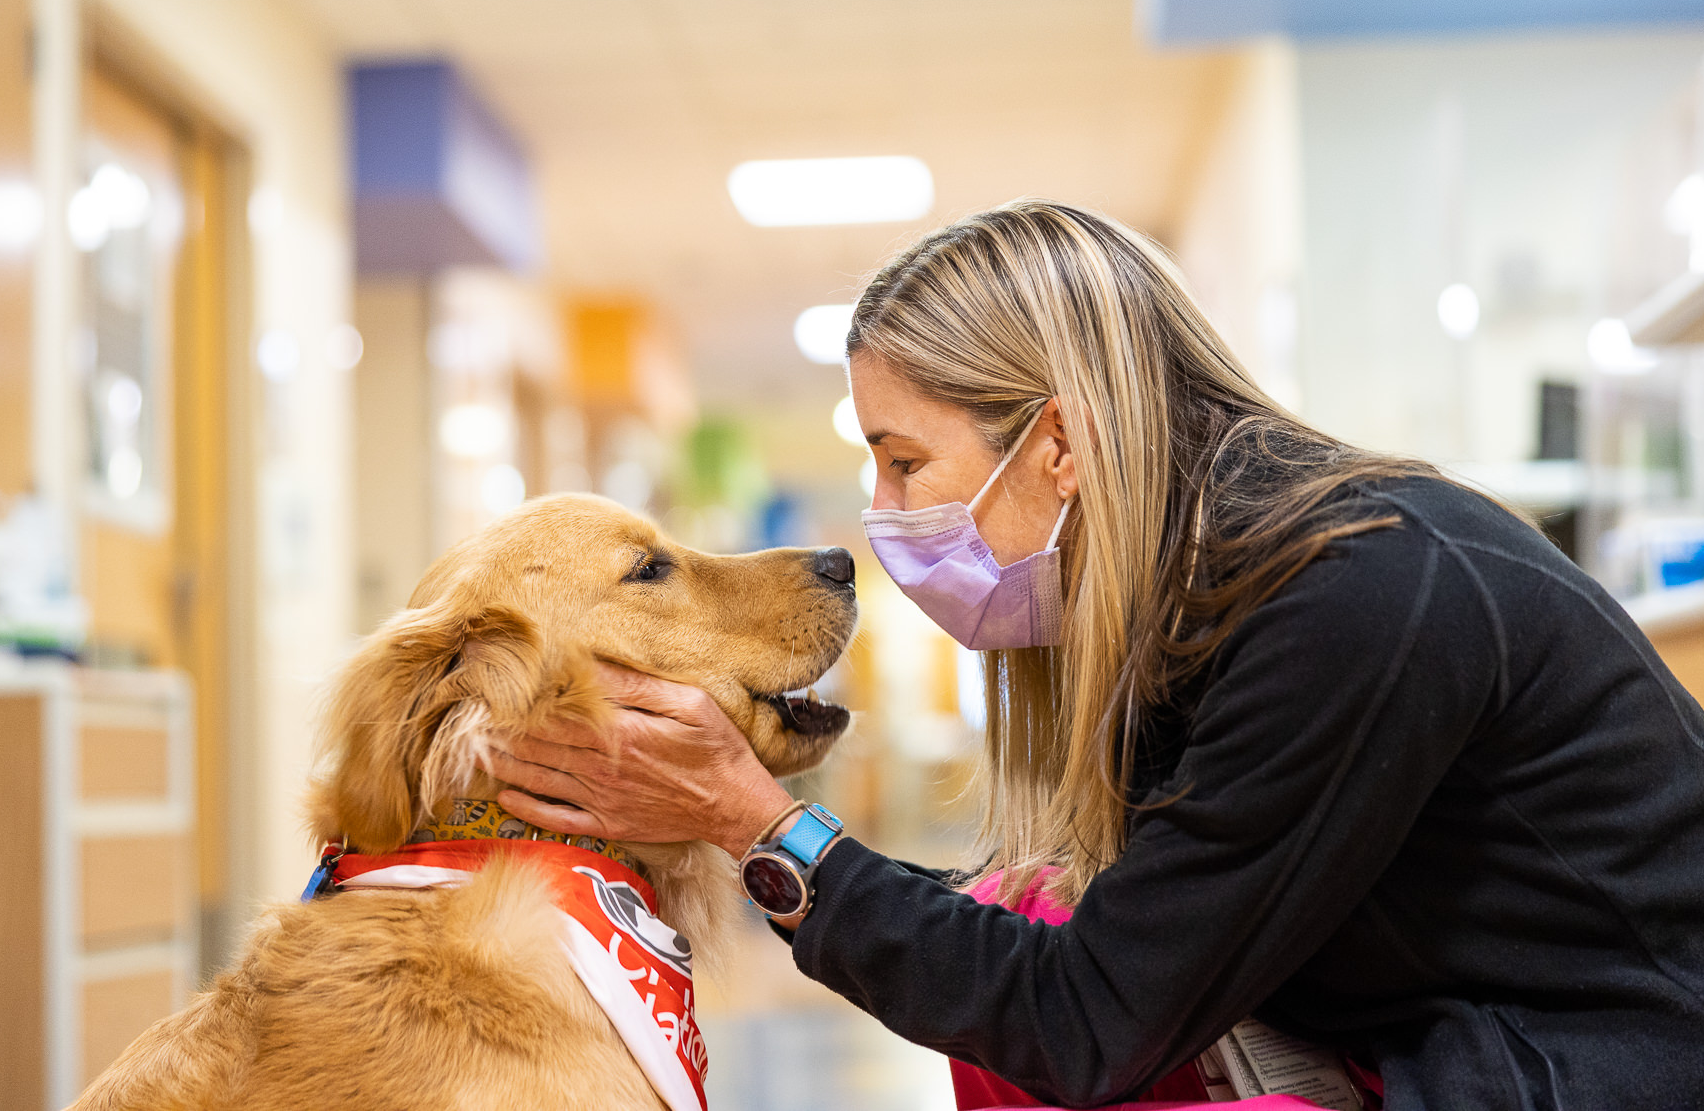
[[71, 493, 858, 1111]]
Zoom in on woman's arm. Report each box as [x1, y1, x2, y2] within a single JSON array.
[[486, 517, 1500, 1105], [787, 522, 1502, 1105]]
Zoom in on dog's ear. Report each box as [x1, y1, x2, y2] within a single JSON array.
[[305, 598, 545, 853]]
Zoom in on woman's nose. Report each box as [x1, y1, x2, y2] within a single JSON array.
[[812, 547, 856, 588]]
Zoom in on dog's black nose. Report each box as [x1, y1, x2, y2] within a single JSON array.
[[812, 547, 855, 587]]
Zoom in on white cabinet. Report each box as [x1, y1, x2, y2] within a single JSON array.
[[0, 662, 195, 1110]]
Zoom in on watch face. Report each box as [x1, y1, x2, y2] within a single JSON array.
[[742, 854, 806, 916]]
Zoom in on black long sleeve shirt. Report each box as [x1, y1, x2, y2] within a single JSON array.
[[784, 476, 1704, 1110]]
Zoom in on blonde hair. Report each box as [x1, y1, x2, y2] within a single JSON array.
[[849, 200, 1439, 904]]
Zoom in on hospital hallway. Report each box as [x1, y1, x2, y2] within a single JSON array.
[[4, 1, 1704, 1106]]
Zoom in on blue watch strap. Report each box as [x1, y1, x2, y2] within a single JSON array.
[[778, 803, 842, 864]]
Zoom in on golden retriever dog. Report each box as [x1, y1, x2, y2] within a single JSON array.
[[71, 493, 858, 1111]]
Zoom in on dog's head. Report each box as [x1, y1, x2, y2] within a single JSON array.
[[306, 493, 858, 853]]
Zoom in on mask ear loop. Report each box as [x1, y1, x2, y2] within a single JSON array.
[[968, 403, 1051, 516], [1044, 494, 1074, 552]]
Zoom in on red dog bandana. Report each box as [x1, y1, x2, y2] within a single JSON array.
[[327, 839, 708, 1111]]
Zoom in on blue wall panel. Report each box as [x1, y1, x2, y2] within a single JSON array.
[[349, 59, 542, 274], [1151, 0, 1704, 43]]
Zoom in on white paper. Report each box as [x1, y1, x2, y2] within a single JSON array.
[[1216, 1018, 1363, 1111], [1193, 1040, 1244, 1102]]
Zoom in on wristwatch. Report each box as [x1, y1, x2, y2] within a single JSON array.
[[739, 802, 844, 918]]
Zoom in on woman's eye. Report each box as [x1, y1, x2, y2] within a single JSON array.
[[887, 458, 914, 475]]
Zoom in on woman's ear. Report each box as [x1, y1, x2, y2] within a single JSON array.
[[304, 597, 543, 853], [1040, 397, 1078, 500]]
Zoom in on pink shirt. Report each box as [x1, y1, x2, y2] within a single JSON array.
[[950, 870, 1337, 1111]]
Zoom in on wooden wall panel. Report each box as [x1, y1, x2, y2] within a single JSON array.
[[81, 971, 175, 1086], [80, 724, 172, 800], [0, 695, 45, 1109], [81, 834, 189, 949]]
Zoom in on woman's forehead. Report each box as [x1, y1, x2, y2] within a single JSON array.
[[847, 357, 907, 428], [849, 353, 964, 438]]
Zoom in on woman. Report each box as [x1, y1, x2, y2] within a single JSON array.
[[491, 201, 1704, 1109]]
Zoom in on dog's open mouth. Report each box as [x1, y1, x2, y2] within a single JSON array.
[[758, 687, 851, 738]]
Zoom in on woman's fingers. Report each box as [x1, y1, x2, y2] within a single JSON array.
[[478, 666, 778, 851], [484, 747, 592, 807], [484, 748, 628, 839], [496, 788, 612, 839], [509, 714, 613, 756], [594, 662, 713, 721], [498, 730, 601, 771]]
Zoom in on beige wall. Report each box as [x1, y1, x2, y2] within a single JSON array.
[[91, 0, 353, 906], [353, 280, 434, 635], [1295, 31, 1704, 465], [1173, 42, 1305, 413]]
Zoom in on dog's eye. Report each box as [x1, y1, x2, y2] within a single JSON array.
[[624, 553, 673, 584]]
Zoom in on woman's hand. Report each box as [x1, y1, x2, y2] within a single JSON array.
[[486, 663, 796, 861]]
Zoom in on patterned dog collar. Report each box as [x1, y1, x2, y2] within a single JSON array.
[[408, 797, 643, 875]]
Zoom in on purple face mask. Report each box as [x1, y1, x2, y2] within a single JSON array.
[[862, 408, 1073, 650]]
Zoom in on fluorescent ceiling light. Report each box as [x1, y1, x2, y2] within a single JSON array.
[[480, 463, 526, 515], [325, 324, 365, 371], [729, 156, 933, 227], [1436, 283, 1479, 340], [795, 304, 855, 364], [255, 328, 301, 383], [1664, 173, 1704, 235], [1587, 318, 1657, 375], [440, 403, 508, 458]]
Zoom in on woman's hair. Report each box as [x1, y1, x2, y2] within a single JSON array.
[[848, 199, 1445, 905]]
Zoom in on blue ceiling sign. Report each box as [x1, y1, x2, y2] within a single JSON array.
[[349, 59, 542, 274], [1148, 0, 1704, 43]]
